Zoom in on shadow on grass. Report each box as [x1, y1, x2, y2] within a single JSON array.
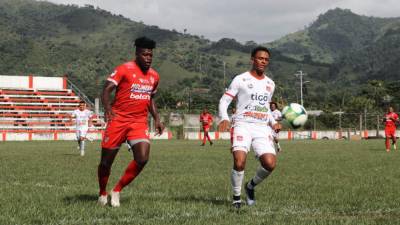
[[63, 194, 98, 204], [172, 195, 229, 206]]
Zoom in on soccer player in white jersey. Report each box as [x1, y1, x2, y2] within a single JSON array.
[[219, 46, 281, 209], [270, 102, 282, 152], [70, 101, 93, 156]]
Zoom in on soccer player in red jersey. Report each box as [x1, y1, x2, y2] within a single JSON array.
[[384, 106, 398, 152], [97, 37, 164, 207], [200, 108, 213, 146]]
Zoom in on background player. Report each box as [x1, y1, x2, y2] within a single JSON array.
[[69, 101, 93, 156], [384, 106, 398, 152], [270, 102, 282, 152], [199, 107, 213, 146], [219, 46, 281, 209], [97, 36, 164, 207]]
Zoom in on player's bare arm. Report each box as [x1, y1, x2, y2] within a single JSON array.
[[149, 97, 164, 135], [101, 81, 116, 122]]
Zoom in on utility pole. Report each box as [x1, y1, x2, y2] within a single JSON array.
[[295, 70, 306, 106], [223, 61, 226, 91]]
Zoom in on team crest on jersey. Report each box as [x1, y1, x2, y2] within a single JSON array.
[[150, 76, 155, 84], [236, 135, 243, 141], [266, 85, 272, 92], [247, 83, 253, 89], [132, 73, 137, 79]]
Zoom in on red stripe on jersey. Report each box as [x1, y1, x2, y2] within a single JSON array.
[[224, 92, 235, 98]]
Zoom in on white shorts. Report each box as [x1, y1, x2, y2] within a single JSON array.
[[76, 127, 89, 139], [231, 122, 276, 157]]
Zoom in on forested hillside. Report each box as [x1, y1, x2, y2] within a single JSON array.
[[1, 1, 400, 119]]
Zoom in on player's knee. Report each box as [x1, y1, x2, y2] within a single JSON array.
[[261, 159, 276, 171], [233, 161, 246, 171], [99, 160, 112, 169]]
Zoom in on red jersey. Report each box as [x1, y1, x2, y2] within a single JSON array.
[[385, 112, 398, 128], [200, 113, 213, 127], [107, 61, 159, 123]]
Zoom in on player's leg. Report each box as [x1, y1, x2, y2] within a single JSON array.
[[230, 124, 251, 209], [245, 127, 276, 206], [98, 119, 127, 205], [245, 153, 276, 206], [79, 129, 88, 156], [111, 124, 150, 207], [205, 129, 213, 145], [201, 127, 207, 146], [113, 140, 149, 192], [385, 128, 391, 152], [98, 148, 119, 205], [231, 150, 247, 208], [76, 130, 81, 150], [274, 136, 281, 152]]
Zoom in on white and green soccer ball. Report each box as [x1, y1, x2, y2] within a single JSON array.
[[282, 103, 308, 129]]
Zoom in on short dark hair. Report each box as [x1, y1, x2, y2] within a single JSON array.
[[79, 101, 85, 104], [251, 46, 271, 57], [135, 36, 156, 49], [270, 101, 278, 107]]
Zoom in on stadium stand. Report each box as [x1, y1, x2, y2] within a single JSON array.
[[0, 75, 104, 141]]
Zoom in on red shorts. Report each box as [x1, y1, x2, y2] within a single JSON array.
[[385, 126, 396, 138], [202, 125, 210, 132], [102, 119, 149, 149]]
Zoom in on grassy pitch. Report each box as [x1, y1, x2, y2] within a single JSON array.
[[1, 139, 400, 225]]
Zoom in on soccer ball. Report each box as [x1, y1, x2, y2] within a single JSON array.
[[282, 103, 308, 129]]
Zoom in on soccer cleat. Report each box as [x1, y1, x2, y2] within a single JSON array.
[[245, 182, 255, 206], [201, 143, 205, 146], [110, 191, 120, 207], [80, 150, 85, 156], [232, 195, 241, 209], [210, 141, 213, 146], [98, 195, 108, 206], [386, 149, 390, 152]]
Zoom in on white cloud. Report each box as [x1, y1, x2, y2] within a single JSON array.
[[43, 0, 400, 43]]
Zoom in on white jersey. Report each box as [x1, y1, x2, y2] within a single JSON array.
[[221, 72, 276, 125], [71, 109, 93, 128], [271, 109, 282, 121]]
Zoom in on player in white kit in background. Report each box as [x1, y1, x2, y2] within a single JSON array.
[[69, 101, 93, 156], [218, 46, 281, 209], [270, 102, 282, 152]]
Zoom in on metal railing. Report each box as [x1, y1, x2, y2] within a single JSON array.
[[65, 78, 95, 109]]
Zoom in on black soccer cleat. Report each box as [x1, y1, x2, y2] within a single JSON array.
[[232, 195, 242, 209], [245, 182, 255, 206]]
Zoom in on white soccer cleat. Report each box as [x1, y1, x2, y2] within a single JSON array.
[[110, 191, 120, 207], [80, 150, 85, 156], [98, 195, 108, 206]]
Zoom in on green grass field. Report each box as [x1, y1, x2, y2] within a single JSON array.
[[1, 140, 400, 225]]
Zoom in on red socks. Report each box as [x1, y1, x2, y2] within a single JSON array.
[[113, 160, 143, 192]]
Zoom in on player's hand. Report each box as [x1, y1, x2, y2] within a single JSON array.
[[218, 120, 231, 132], [272, 123, 282, 133], [155, 120, 165, 135], [104, 107, 115, 122]]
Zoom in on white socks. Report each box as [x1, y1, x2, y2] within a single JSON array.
[[231, 169, 244, 197], [80, 140, 85, 156], [247, 166, 271, 189]]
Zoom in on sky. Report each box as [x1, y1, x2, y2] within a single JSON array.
[[44, 0, 400, 43]]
